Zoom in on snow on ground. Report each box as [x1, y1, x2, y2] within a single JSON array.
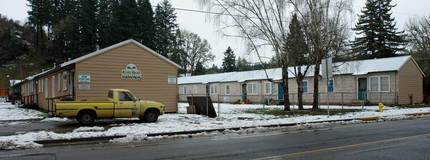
[[1, 102, 430, 150], [0, 102, 45, 121]]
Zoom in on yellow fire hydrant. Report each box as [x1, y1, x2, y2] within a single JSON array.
[[379, 102, 384, 112]]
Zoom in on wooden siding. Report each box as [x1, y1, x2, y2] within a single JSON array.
[[398, 58, 424, 104], [75, 43, 178, 112], [35, 70, 72, 110]]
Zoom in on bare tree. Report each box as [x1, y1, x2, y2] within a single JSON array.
[[178, 29, 214, 76], [199, 0, 292, 111], [406, 16, 430, 86], [288, 0, 352, 110]]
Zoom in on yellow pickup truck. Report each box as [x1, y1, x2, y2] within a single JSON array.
[[55, 89, 165, 125]]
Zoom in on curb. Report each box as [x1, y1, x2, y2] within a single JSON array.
[[34, 112, 430, 146], [34, 119, 356, 146], [359, 112, 430, 121]]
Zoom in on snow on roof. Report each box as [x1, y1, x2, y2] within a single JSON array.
[[333, 56, 414, 75], [61, 39, 181, 68], [179, 56, 418, 84], [9, 80, 22, 86]]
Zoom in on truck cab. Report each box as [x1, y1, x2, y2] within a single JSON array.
[[55, 89, 165, 125]]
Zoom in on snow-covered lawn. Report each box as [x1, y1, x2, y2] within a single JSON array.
[[0, 102, 45, 121], [1, 102, 430, 150]]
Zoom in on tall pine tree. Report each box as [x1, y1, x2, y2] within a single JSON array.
[[136, 0, 156, 50], [352, 0, 406, 59], [285, 14, 310, 110], [222, 47, 236, 72], [154, 0, 178, 59]]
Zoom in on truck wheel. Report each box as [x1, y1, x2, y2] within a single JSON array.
[[143, 109, 159, 122], [78, 111, 95, 125]]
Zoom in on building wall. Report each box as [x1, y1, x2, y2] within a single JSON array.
[[75, 43, 178, 112], [178, 71, 404, 105], [398, 58, 424, 104], [36, 70, 73, 110]]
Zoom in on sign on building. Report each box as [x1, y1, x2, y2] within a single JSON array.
[[121, 64, 142, 80], [78, 73, 91, 82], [168, 76, 176, 84]]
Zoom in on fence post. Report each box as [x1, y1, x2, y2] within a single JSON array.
[[262, 94, 265, 115], [218, 94, 220, 117], [379, 91, 382, 103], [206, 93, 209, 117], [362, 92, 364, 110], [292, 93, 295, 114], [192, 94, 194, 114], [341, 92, 344, 110]]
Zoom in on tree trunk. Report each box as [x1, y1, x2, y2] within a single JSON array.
[[282, 64, 290, 111], [297, 76, 304, 110], [312, 61, 321, 110], [190, 65, 194, 76]]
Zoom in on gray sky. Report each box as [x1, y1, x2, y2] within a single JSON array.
[[1, 0, 429, 66]]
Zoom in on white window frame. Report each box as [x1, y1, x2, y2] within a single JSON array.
[[58, 73, 61, 91], [265, 82, 276, 94], [210, 84, 218, 94], [193, 85, 197, 94], [63, 72, 67, 91], [45, 78, 48, 98], [247, 83, 258, 95], [41, 79, 43, 93], [183, 86, 187, 94], [369, 75, 390, 92], [225, 84, 230, 95], [52, 75, 56, 98], [303, 80, 308, 93], [38, 79, 41, 93]]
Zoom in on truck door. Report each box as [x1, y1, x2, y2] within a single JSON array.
[[114, 91, 138, 117]]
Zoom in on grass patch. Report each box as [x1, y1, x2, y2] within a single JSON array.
[[244, 108, 361, 116], [398, 103, 430, 109]]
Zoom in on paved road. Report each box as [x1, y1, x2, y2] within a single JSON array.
[[1, 117, 430, 160]]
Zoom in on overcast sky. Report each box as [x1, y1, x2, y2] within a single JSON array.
[[1, 0, 429, 67]]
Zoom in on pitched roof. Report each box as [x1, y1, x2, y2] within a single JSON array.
[[61, 39, 181, 68], [178, 56, 423, 84]]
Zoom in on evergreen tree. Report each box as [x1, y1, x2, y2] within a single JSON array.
[[194, 61, 206, 76], [154, 0, 178, 59], [236, 57, 253, 71], [206, 64, 222, 74], [222, 46, 236, 72], [352, 0, 406, 59], [136, 0, 156, 50], [285, 13, 310, 110], [109, 0, 138, 44]]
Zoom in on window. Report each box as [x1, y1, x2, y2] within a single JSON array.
[[119, 92, 134, 101], [58, 73, 61, 91], [41, 79, 43, 93], [184, 86, 187, 94], [52, 76, 55, 98], [303, 81, 308, 93], [328, 79, 334, 93], [45, 78, 48, 98], [210, 84, 218, 94], [62, 72, 67, 91], [38, 80, 41, 93], [225, 84, 230, 95], [193, 85, 197, 94], [369, 76, 390, 92], [265, 82, 275, 94], [247, 83, 258, 95], [108, 91, 113, 98]]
